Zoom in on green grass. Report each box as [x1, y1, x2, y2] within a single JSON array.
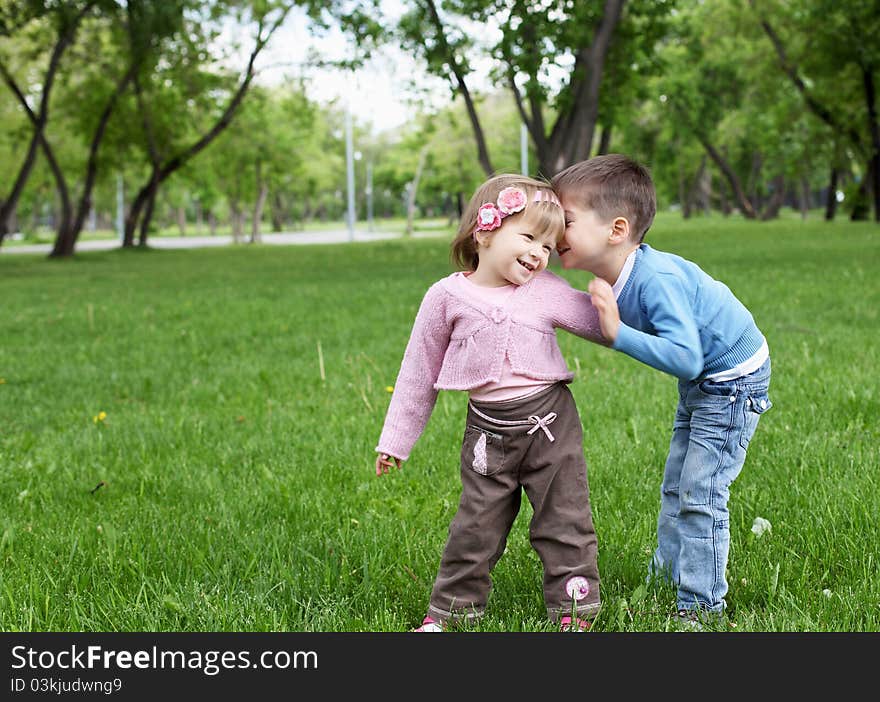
[[1, 213, 878, 632]]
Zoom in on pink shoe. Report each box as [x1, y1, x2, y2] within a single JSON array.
[[412, 616, 444, 632], [559, 615, 591, 632]]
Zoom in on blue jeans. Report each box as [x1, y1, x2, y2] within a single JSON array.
[[649, 357, 772, 613]]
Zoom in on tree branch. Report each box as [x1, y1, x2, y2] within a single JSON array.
[[749, 0, 865, 158], [421, 0, 493, 176]]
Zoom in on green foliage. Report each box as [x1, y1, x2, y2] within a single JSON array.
[[0, 215, 878, 631], [3, 0, 876, 245]]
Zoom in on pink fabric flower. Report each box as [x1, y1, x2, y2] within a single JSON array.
[[476, 203, 502, 231], [496, 186, 527, 215]]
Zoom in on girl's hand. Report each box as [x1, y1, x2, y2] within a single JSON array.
[[375, 453, 402, 476], [588, 278, 620, 344]]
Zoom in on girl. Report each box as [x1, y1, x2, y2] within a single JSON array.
[[374, 174, 605, 632]]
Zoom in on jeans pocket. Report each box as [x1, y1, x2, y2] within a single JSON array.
[[739, 393, 771, 450], [463, 425, 505, 476], [698, 378, 737, 397]]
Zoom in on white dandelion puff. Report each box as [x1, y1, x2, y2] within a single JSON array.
[[751, 517, 772, 537]]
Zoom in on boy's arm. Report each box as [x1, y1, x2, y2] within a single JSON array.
[[596, 274, 703, 380], [375, 284, 451, 462]]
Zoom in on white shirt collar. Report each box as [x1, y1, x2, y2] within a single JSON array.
[[611, 248, 638, 300]]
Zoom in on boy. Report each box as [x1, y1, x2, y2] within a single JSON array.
[[552, 154, 772, 623]]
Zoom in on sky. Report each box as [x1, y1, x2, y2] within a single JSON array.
[[254, 2, 445, 135]]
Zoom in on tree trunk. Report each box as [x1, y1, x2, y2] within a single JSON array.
[[208, 210, 217, 237], [698, 136, 757, 218], [177, 205, 186, 236], [124, 167, 158, 246], [597, 124, 613, 156], [125, 9, 290, 242], [697, 157, 711, 214], [0, 1, 95, 248], [422, 0, 493, 176], [850, 161, 872, 221], [798, 176, 810, 219], [138, 181, 159, 246], [746, 152, 763, 210], [678, 161, 691, 219], [405, 147, 428, 238], [542, 0, 625, 175], [63, 65, 137, 254], [251, 162, 267, 244], [760, 175, 786, 220], [42, 135, 74, 257], [752, 2, 866, 160], [718, 177, 731, 216], [0, 126, 40, 244], [862, 63, 880, 221], [271, 192, 284, 231], [251, 184, 268, 243], [230, 200, 244, 243], [825, 167, 839, 220], [3, 73, 73, 257]]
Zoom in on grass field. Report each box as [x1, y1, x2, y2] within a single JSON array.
[[1, 213, 878, 632]]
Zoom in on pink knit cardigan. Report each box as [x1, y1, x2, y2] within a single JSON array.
[[375, 270, 603, 460]]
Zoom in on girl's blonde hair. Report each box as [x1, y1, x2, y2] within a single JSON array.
[[450, 174, 565, 271]]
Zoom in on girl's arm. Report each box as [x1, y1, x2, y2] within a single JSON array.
[[541, 271, 607, 345], [375, 283, 452, 464]]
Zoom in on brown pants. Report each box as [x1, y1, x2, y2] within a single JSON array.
[[427, 382, 601, 625]]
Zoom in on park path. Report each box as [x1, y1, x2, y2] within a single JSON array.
[[1, 228, 443, 255]]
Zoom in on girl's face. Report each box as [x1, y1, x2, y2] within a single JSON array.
[[470, 216, 557, 287]]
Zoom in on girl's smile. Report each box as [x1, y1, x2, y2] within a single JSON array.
[[469, 220, 556, 288]]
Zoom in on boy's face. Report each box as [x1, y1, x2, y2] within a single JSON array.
[[555, 200, 614, 272]]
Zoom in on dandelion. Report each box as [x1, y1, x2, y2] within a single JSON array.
[[385, 386, 394, 393], [751, 516, 772, 537], [93, 411, 107, 424], [822, 589, 833, 598], [0, 378, 6, 384]]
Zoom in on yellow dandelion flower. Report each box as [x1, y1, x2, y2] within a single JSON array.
[[385, 386, 394, 393], [0, 378, 6, 384]]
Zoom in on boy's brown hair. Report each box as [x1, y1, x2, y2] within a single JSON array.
[[551, 154, 657, 243], [450, 174, 565, 271]]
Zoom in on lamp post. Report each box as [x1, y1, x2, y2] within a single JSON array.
[[366, 160, 374, 232], [116, 174, 124, 243], [345, 99, 355, 242]]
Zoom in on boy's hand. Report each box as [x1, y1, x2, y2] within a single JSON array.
[[588, 278, 620, 344], [375, 453, 402, 476]]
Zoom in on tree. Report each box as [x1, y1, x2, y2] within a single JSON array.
[[642, 0, 838, 220], [120, 1, 295, 248], [0, 0, 97, 246], [394, 0, 672, 177], [748, 0, 880, 221]]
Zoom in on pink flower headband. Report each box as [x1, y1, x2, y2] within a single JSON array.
[[474, 186, 561, 233]]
